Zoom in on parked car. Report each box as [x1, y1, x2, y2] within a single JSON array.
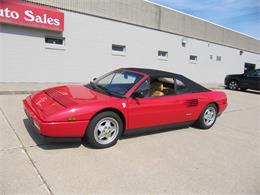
[[23, 68, 227, 148], [225, 69, 260, 91]]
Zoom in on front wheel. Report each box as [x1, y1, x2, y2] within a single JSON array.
[[228, 80, 239, 90], [85, 111, 123, 148], [195, 104, 217, 129]]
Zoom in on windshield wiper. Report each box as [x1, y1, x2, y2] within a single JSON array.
[[89, 81, 97, 89], [88, 82, 123, 98], [96, 85, 123, 98]]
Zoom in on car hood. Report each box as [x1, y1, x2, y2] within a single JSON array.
[[44, 85, 113, 107], [27, 85, 118, 122]]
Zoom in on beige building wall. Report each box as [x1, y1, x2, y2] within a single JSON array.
[[1, 9, 259, 83], [26, 0, 260, 54]]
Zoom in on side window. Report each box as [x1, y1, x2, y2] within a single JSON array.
[[134, 77, 191, 98], [247, 71, 257, 77], [175, 79, 189, 94], [252, 70, 260, 77], [157, 77, 174, 96], [135, 79, 150, 97]]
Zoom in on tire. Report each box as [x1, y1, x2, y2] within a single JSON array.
[[195, 104, 217, 129], [228, 80, 239, 90], [85, 111, 123, 148]]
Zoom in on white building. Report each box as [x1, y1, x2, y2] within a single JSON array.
[[0, 0, 259, 83]]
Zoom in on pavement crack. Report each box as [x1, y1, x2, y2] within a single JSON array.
[[0, 143, 51, 152], [0, 107, 54, 195], [0, 146, 23, 152]]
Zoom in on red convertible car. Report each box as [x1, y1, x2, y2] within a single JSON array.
[[23, 68, 227, 148]]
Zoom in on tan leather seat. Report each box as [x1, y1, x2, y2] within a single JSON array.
[[150, 82, 164, 97]]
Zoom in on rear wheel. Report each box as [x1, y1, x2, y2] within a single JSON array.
[[85, 111, 123, 148], [228, 80, 239, 90], [195, 104, 217, 129]]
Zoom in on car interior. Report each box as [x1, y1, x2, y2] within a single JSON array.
[[150, 77, 175, 97]]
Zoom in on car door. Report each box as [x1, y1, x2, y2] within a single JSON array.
[[238, 74, 249, 89], [246, 70, 260, 90], [127, 79, 200, 130]]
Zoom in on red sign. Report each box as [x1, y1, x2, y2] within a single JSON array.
[[0, 0, 64, 31]]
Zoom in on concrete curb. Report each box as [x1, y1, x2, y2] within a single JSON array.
[[0, 91, 38, 95]]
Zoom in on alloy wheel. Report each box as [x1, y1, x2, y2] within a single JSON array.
[[94, 117, 119, 145], [203, 107, 217, 127], [228, 80, 238, 90]]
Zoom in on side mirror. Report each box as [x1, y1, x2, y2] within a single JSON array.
[[132, 91, 144, 98]]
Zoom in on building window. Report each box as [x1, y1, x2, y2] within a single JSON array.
[[158, 50, 168, 60], [189, 55, 198, 63], [112, 44, 126, 56], [210, 55, 213, 60], [216, 56, 222, 61], [45, 37, 64, 45], [44, 36, 65, 50]]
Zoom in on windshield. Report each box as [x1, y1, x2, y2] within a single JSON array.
[[92, 70, 143, 97]]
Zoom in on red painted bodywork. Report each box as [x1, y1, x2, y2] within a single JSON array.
[[0, 0, 64, 32], [23, 69, 227, 138]]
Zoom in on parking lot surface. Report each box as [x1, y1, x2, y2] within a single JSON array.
[[0, 84, 259, 195]]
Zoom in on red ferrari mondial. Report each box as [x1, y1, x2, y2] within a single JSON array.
[[23, 68, 227, 148]]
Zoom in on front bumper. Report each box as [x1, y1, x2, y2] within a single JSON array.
[[23, 98, 89, 138]]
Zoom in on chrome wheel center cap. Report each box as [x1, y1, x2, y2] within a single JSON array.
[[104, 128, 110, 134]]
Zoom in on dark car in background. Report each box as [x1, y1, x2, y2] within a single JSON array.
[[225, 69, 260, 91]]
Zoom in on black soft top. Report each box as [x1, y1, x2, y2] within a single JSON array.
[[125, 68, 210, 93]]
